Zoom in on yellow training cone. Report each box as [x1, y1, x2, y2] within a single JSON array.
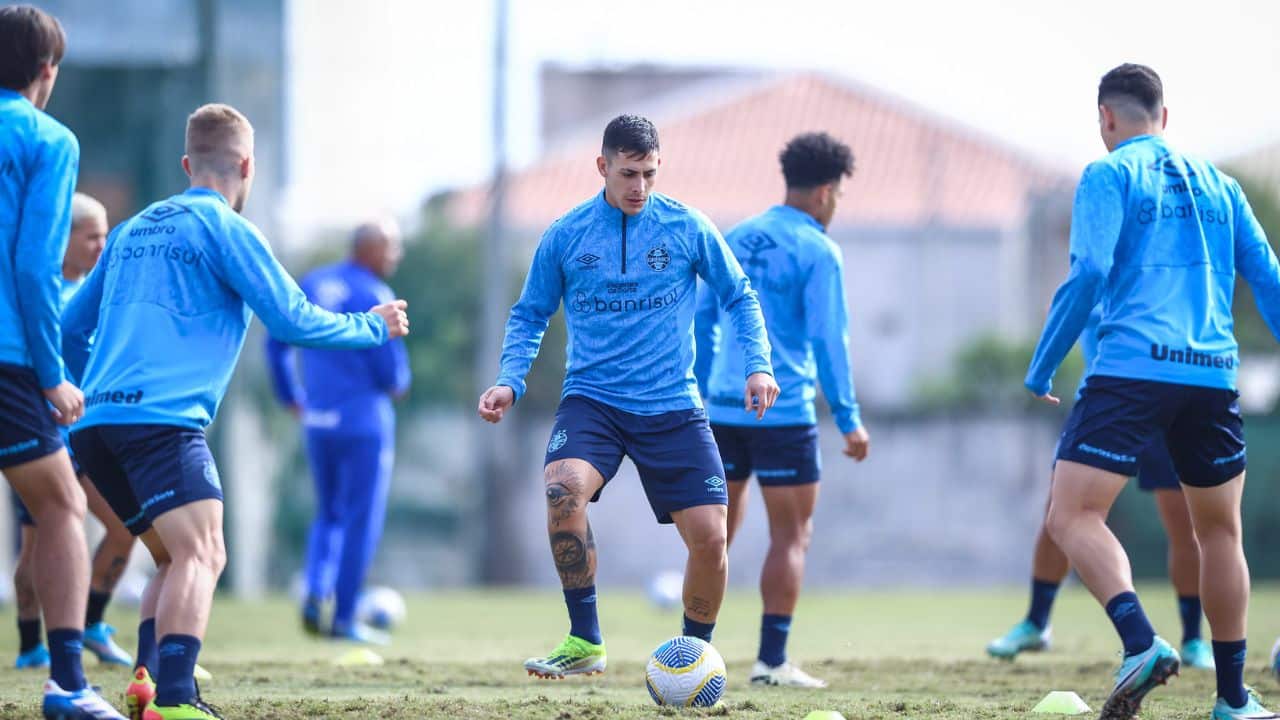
[[332, 648, 385, 667], [803, 712, 847, 720], [1032, 691, 1091, 714]]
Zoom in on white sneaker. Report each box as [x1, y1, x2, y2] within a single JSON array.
[[749, 659, 828, 688]]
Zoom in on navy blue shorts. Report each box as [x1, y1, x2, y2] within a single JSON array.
[[1057, 375, 1244, 488], [70, 424, 223, 536], [710, 423, 820, 486], [1135, 434, 1180, 492], [544, 395, 727, 524], [0, 362, 63, 469]]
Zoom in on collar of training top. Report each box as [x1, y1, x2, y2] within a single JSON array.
[[185, 186, 230, 206], [769, 204, 823, 231], [593, 189, 654, 222], [1113, 134, 1161, 152]]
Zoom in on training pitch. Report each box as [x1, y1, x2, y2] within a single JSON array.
[[0, 585, 1275, 718]]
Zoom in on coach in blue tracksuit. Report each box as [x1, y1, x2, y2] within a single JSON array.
[[1026, 64, 1280, 720], [65, 104, 408, 718], [695, 131, 868, 689], [478, 115, 778, 680], [265, 219, 410, 642]]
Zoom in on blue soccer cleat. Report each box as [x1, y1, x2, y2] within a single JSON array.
[[330, 621, 390, 646], [83, 622, 132, 666], [1098, 635, 1180, 720], [16, 643, 51, 669], [1211, 694, 1279, 719], [986, 619, 1051, 660], [41, 679, 126, 719], [1181, 637, 1215, 670]]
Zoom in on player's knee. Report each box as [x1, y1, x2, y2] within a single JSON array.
[[687, 528, 728, 562], [1044, 505, 1073, 545]]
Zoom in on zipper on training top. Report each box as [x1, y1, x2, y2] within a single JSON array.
[[621, 214, 628, 274]]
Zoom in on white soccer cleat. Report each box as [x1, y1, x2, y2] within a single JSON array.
[[749, 659, 828, 688]]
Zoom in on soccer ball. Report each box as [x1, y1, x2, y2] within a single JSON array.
[[1271, 636, 1280, 682], [356, 586, 406, 630], [646, 570, 684, 611], [645, 636, 727, 707]]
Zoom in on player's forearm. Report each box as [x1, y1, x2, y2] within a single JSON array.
[[815, 338, 860, 433], [14, 266, 65, 387], [721, 288, 772, 376], [1025, 265, 1107, 395]]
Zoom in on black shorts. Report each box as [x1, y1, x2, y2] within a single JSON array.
[[71, 424, 223, 536], [1057, 375, 1244, 488], [710, 423, 820, 486], [544, 395, 727, 524], [0, 363, 63, 469]]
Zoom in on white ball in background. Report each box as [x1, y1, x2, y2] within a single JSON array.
[[646, 570, 684, 611], [357, 586, 407, 630]]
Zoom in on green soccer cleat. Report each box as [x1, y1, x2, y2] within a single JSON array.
[[986, 619, 1051, 660], [523, 634, 606, 679], [1098, 635, 1180, 720], [1181, 638, 1215, 670]]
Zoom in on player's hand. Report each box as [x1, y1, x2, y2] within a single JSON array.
[[843, 426, 870, 461], [1034, 392, 1060, 406], [743, 372, 780, 420], [371, 299, 409, 339], [478, 385, 515, 424], [43, 381, 85, 426]]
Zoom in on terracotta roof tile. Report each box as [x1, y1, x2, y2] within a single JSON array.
[[448, 72, 1073, 232]]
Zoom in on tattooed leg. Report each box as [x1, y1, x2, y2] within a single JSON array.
[[544, 460, 604, 590]]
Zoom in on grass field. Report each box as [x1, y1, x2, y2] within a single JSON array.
[[0, 584, 1276, 718]]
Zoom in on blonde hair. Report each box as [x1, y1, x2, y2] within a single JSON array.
[[70, 191, 106, 228], [185, 103, 254, 176]]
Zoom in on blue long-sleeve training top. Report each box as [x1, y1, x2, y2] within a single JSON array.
[[265, 260, 410, 435], [64, 187, 390, 430], [0, 88, 79, 388], [496, 190, 772, 414], [694, 204, 861, 433], [1026, 135, 1280, 394]]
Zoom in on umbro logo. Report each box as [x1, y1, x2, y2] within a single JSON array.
[[704, 476, 726, 493], [741, 234, 777, 253], [141, 203, 191, 223], [577, 253, 600, 266]]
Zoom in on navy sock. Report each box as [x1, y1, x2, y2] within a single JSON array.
[[1026, 579, 1060, 631], [155, 634, 201, 707], [758, 614, 791, 667], [1177, 595, 1202, 644], [683, 615, 715, 643], [18, 618, 42, 654], [1104, 592, 1155, 656], [135, 618, 158, 675], [563, 586, 602, 645], [85, 590, 110, 627], [47, 628, 86, 692], [1212, 639, 1248, 709]]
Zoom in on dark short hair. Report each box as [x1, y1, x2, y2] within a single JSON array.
[[0, 5, 66, 92], [602, 114, 659, 159], [1098, 63, 1163, 121], [779, 132, 855, 189]]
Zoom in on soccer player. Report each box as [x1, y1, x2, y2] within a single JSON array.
[[989, 307, 1214, 670], [0, 6, 126, 718], [1026, 64, 1279, 720], [63, 104, 410, 720], [694, 131, 869, 688], [477, 114, 778, 679], [265, 218, 410, 642], [13, 192, 137, 671]]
